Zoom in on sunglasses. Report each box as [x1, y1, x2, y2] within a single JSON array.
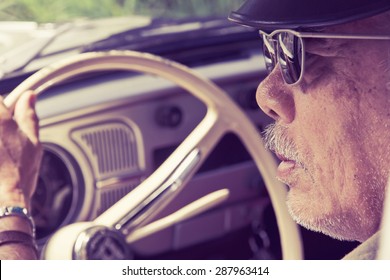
[[260, 29, 390, 85]]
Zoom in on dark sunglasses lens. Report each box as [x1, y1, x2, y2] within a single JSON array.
[[262, 35, 277, 74], [277, 32, 303, 84]]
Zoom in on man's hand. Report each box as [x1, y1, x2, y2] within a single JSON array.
[[0, 91, 42, 210]]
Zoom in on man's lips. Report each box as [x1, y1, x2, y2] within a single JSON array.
[[277, 160, 297, 178], [275, 153, 297, 179]]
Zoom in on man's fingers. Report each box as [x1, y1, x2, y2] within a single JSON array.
[[13, 91, 39, 144]]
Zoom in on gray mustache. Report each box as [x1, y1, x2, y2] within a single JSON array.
[[262, 123, 302, 165]]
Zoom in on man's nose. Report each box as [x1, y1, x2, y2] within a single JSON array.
[[256, 69, 295, 124]]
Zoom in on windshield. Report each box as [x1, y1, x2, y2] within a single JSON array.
[[0, 0, 243, 22], [0, 0, 246, 78]]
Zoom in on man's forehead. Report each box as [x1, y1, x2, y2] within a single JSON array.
[[302, 17, 387, 52], [323, 12, 390, 34]]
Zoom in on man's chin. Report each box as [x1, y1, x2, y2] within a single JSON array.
[[286, 199, 362, 242]]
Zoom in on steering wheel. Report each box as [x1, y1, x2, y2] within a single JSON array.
[[5, 51, 303, 260]]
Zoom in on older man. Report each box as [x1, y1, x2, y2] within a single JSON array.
[[229, 0, 390, 259]]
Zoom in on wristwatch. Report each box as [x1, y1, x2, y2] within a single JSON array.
[[0, 206, 35, 236]]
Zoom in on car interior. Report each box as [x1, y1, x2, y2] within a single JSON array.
[[1, 1, 389, 260]]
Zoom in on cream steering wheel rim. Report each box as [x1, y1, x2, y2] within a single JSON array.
[[6, 50, 303, 259]]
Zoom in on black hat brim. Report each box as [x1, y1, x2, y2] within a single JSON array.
[[228, 0, 390, 30]]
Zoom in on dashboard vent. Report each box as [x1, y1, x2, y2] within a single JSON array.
[[72, 122, 140, 179]]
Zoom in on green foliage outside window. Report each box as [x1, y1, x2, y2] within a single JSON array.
[[0, 0, 243, 22]]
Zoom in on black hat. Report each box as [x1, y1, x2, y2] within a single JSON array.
[[228, 0, 390, 30]]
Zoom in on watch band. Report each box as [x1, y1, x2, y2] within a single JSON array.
[[0, 230, 38, 258]]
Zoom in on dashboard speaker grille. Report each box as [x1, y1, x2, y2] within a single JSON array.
[[97, 182, 138, 216], [71, 122, 140, 179]]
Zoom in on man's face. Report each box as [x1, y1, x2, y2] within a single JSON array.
[[257, 15, 390, 242]]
